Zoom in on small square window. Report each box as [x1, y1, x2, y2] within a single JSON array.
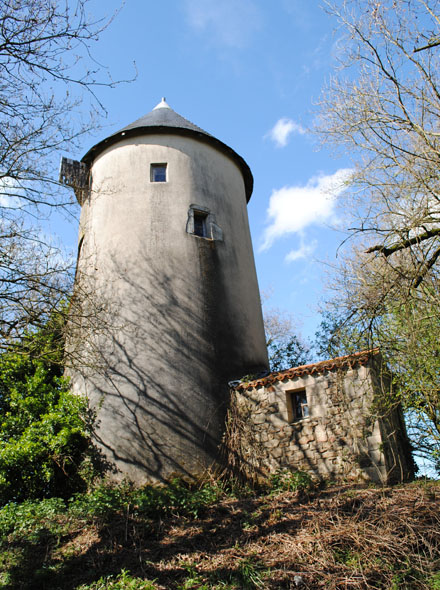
[[286, 389, 309, 422], [151, 163, 167, 182], [193, 211, 208, 237]]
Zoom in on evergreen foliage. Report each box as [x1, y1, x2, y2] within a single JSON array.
[[267, 333, 310, 372], [0, 311, 97, 504]]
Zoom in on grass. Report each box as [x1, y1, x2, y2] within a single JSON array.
[[0, 476, 439, 589]]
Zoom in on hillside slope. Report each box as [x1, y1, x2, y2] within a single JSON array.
[[1, 481, 439, 589]]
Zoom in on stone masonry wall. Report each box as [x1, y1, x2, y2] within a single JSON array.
[[230, 356, 413, 484]]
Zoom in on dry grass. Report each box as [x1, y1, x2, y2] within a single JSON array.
[[1, 481, 440, 589]]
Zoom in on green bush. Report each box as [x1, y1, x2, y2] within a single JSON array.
[[0, 497, 66, 543], [0, 311, 100, 504], [70, 481, 133, 520], [70, 478, 225, 521], [134, 478, 224, 518]]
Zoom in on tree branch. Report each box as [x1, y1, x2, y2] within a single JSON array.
[[366, 227, 440, 257]]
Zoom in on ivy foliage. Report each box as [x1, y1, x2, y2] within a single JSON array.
[[0, 310, 97, 505]]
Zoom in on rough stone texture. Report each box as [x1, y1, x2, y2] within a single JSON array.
[[230, 353, 413, 484]]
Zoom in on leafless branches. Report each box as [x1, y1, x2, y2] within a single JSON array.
[[316, 0, 440, 470], [318, 0, 440, 282], [0, 0, 128, 345]]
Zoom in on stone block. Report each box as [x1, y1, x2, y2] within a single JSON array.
[[314, 425, 328, 442], [301, 424, 313, 436], [271, 447, 283, 459], [311, 404, 325, 418], [253, 414, 266, 425], [267, 402, 279, 412]]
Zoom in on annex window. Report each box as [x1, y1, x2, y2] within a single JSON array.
[[150, 163, 167, 182], [286, 389, 309, 422], [193, 211, 208, 237]]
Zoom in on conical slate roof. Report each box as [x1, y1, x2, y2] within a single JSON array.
[[82, 98, 253, 201], [120, 98, 212, 137]]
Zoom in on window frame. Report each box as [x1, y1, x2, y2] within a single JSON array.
[[286, 389, 309, 422], [150, 163, 167, 183], [186, 204, 214, 240], [193, 210, 208, 238]]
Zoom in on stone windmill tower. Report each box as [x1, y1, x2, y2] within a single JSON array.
[[60, 99, 268, 482]]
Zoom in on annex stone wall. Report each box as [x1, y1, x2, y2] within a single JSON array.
[[227, 350, 413, 484]]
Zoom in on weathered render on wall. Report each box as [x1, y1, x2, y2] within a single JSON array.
[[229, 350, 413, 484], [65, 100, 269, 483]]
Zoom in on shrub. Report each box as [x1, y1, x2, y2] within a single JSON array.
[[70, 477, 225, 521], [0, 497, 66, 543], [0, 311, 100, 504]]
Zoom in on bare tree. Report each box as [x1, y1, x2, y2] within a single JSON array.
[[316, 0, 440, 471], [0, 0, 127, 345], [318, 0, 440, 286]]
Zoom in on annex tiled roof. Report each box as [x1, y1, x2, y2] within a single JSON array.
[[235, 348, 380, 391], [82, 98, 254, 201]]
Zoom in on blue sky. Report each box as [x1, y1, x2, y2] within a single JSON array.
[[59, 0, 353, 342]]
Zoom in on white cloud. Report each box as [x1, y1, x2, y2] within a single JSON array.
[[184, 0, 261, 48], [266, 118, 306, 148], [285, 239, 317, 263], [260, 168, 353, 251], [0, 176, 23, 208]]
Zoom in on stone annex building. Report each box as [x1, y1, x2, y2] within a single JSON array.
[[230, 349, 413, 484], [61, 100, 413, 485]]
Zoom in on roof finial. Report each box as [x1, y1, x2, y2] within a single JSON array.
[[153, 97, 171, 110]]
